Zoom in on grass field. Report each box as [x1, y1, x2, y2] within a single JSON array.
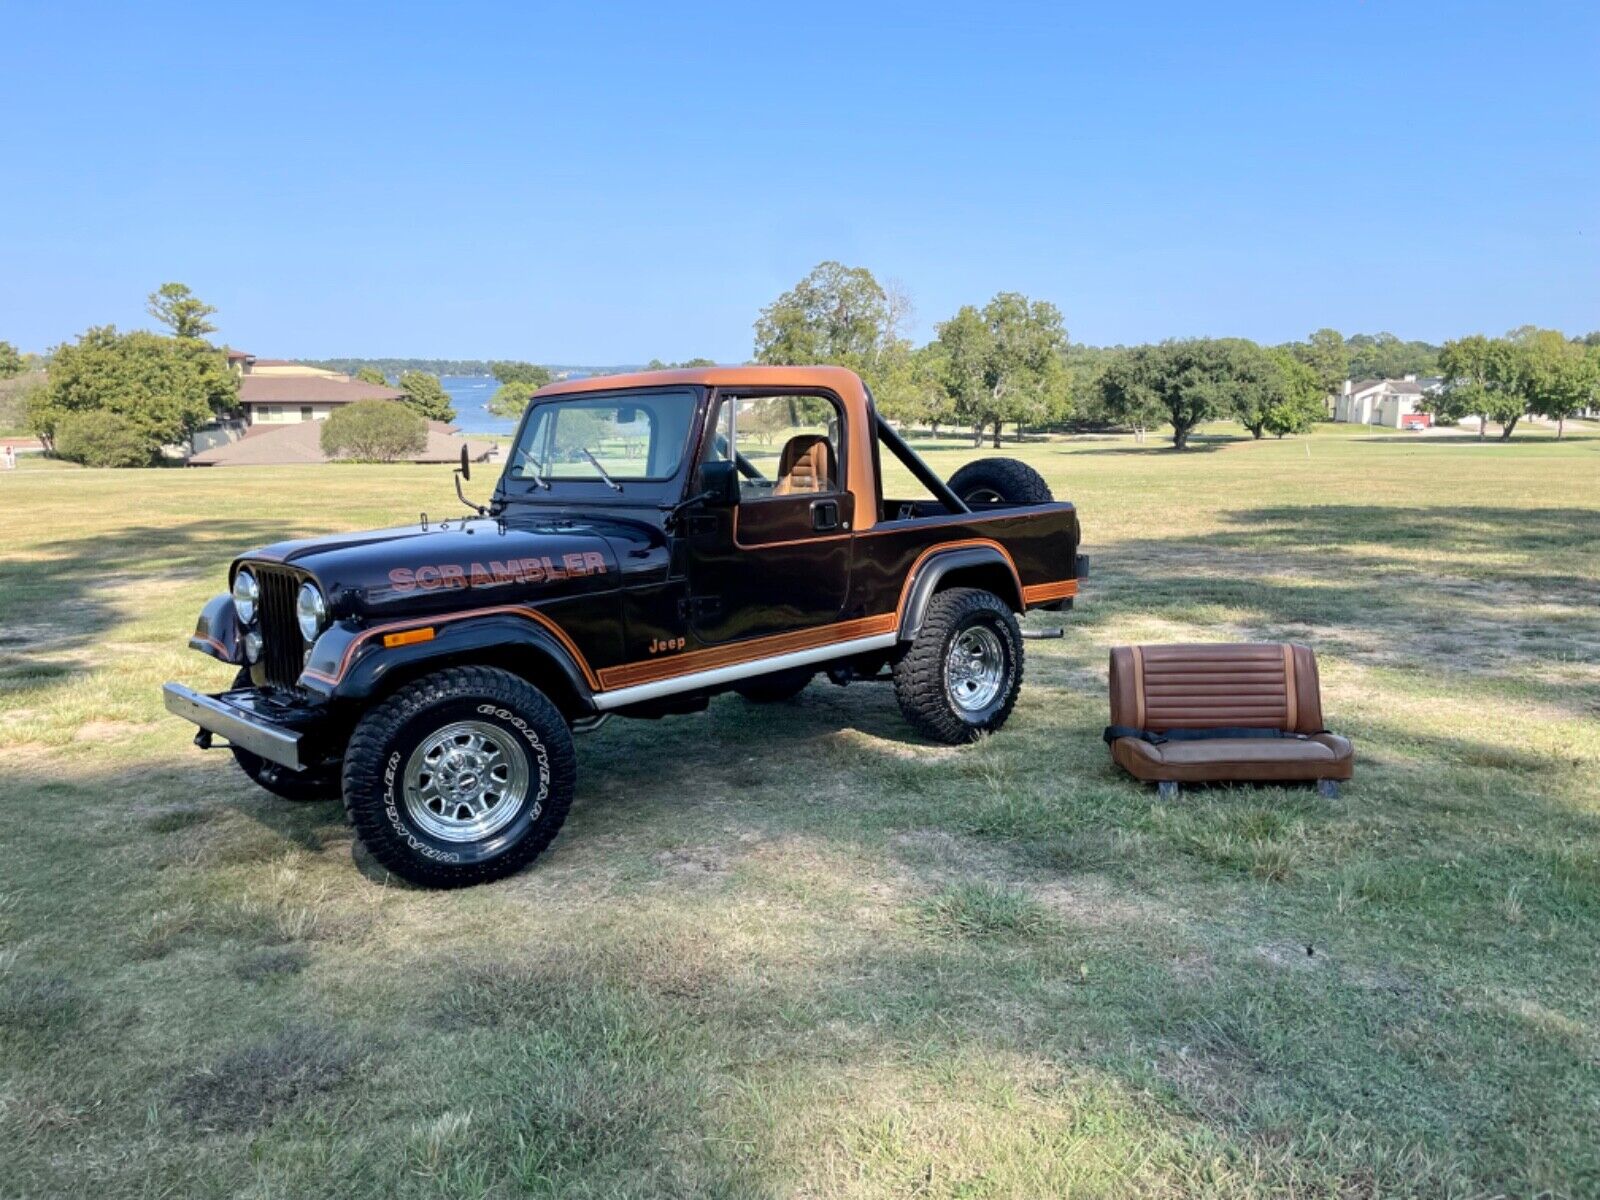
[[3, 424, 1598, 1198]]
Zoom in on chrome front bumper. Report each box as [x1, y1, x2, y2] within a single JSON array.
[[162, 682, 304, 771]]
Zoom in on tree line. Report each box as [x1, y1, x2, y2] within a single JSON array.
[[10, 272, 1598, 465], [748, 261, 1600, 447]]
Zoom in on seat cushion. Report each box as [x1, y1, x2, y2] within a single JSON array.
[[1112, 733, 1353, 783]]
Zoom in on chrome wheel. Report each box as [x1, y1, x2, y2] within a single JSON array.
[[963, 487, 1003, 503], [403, 720, 530, 843], [945, 625, 1006, 713]]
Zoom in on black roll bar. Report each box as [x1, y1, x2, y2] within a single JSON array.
[[875, 417, 970, 515]]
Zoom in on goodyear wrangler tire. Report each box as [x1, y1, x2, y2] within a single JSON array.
[[229, 668, 341, 802], [947, 458, 1053, 506], [341, 666, 576, 888], [893, 587, 1023, 745]]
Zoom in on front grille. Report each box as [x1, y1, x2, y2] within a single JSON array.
[[253, 565, 306, 689]]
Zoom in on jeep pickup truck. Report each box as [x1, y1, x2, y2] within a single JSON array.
[[164, 366, 1084, 887]]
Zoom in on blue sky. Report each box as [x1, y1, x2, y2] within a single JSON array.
[[3, 2, 1595, 362]]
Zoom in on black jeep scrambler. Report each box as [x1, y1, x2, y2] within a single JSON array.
[[165, 366, 1084, 887]]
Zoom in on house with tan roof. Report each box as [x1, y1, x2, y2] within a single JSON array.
[[189, 352, 408, 456]]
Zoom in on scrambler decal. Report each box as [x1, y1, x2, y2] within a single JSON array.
[[389, 553, 607, 593]]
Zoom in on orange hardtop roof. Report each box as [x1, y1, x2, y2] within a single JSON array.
[[533, 363, 866, 399]]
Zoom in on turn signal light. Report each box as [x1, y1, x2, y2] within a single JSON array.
[[383, 627, 436, 649]]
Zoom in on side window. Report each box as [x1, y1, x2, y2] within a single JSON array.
[[716, 393, 842, 502]]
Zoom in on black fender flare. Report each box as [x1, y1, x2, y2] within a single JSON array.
[[189, 593, 244, 665], [897, 546, 1023, 642], [303, 612, 599, 714]]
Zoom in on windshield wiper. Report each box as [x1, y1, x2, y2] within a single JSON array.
[[513, 447, 550, 490], [580, 448, 622, 492]]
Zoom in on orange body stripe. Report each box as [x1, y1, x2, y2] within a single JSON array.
[[596, 613, 898, 690], [1020, 579, 1079, 605]]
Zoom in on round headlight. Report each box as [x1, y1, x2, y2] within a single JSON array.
[[232, 569, 259, 625], [296, 582, 328, 641]]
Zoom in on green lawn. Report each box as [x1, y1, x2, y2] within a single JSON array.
[[2, 425, 1598, 1198]]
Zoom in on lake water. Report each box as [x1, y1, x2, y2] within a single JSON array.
[[441, 375, 515, 436]]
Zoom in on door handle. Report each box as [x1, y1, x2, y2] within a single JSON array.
[[811, 499, 840, 532]]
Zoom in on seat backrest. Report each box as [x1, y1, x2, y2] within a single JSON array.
[[772, 434, 835, 496], [1108, 643, 1324, 734]]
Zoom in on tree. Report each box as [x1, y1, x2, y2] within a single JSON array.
[[754, 261, 894, 379], [645, 357, 716, 370], [487, 379, 539, 419], [0, 340, 21, 379], [1435, 335, 1519, 439], [1517, 329, 1597, 440], [489, 360, 553, 388], [396, 371, 455, 422], [933, 293, 1068, 446], [1094, 340, 1236, 450], [1290, 328, 1348, 407], [1345, 332, 1440, 380], [355, 366, 389, 386], [53, 411, 152, 467], [146, 282, 218, 340], [31, 326, 237, 458], [320, 400, 428, 462], [934, 305, 993, 445], [1218, 339, 1282, 439], [1262, 350, 1325, 437], [871, 340, 951, 430]]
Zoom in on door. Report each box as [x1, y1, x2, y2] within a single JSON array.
[[683, 391, 853, 646]]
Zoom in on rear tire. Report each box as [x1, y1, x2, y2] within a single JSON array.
[[948, 458, 1053, 505], [342, 666, 576, 888], [734, 668, 813, 704], [228, 668, 341, 801], [893, 587, 1023, 744]]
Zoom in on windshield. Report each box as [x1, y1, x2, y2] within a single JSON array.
[[508, 388, 697, 485]]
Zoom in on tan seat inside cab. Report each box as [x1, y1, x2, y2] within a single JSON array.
[[772, 434, 835, 496], [1107, 643, 1353, 787]]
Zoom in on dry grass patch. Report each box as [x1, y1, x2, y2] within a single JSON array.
[[174, 1024, 366, 1132]]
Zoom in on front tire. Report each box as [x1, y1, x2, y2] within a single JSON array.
[[893, 588, 1023, 744], [342, 666, 576, 888]]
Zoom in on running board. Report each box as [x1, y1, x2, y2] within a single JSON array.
[[592, 632, 899, 711]]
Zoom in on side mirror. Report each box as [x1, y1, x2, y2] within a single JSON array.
[[698, 459, 740, 507], [458, 444, 471, 481]]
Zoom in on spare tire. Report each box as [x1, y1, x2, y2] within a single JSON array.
[[948, 458, 1053, 505]]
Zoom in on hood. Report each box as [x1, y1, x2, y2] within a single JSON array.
[[237, 515, 645, 621]]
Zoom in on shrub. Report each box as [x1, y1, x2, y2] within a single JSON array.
[[53, 411, 154, 467], [321, 400, 428, 463], [38, 325, 236, 449]]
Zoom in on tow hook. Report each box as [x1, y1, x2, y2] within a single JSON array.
[[1021, 627, 1064, 640], [194, 729, 214, 750]]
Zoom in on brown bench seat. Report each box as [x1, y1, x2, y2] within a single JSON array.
[[1107, 643, 1353, 797]]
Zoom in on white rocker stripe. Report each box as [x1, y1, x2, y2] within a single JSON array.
[[591, 632, 899, 711]]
